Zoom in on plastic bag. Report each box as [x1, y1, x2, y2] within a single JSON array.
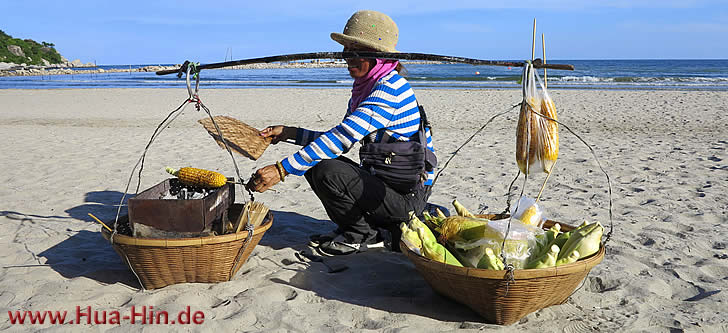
[[510, 195, 545, 228], [450, 218, 544, 269], [516, 62, 559, 174]]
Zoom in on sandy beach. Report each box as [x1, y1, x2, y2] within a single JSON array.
[[0, 87, 726, 331]]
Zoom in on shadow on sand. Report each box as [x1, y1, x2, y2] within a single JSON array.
[[3, 190, 140, 288], [258, 209, 483, 323], [10, 192, 483, 322]]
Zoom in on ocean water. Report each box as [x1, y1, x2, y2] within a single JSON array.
[[1, 59, 727, 90]]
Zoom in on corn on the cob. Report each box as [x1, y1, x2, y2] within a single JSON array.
[[452, 199, 474, 218], [400, 222, 423, 253], [557, 222, 603, 261], [477, 247, 505, 270], [555, 249, 580, 266], [516, 63, 559, 174], [166, 166, 227, 188], [417, 228, 463, 267], [524, 244, 559, 269], [439, 215, 491, 243]]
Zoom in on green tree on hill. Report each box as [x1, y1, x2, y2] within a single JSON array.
[[0, 29, 63, 65]]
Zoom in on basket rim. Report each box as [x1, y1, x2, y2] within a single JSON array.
[[101, 211, 273, 247], [401, 220, 605, 280]]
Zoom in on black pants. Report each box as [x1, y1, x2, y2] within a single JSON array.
[[304, 156, 428, 245]]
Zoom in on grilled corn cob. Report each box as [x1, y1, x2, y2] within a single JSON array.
[[166, 166, 227, 188], [516, 63, 559, 174]]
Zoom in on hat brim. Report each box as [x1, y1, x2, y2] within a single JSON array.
[[330, 33, 398, 53]]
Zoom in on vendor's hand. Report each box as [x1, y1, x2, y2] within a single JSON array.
[[260, 125, 296, 144], [246, 164, 283, 193]]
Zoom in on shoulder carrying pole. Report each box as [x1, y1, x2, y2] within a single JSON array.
[[156, 52, 573, 76]]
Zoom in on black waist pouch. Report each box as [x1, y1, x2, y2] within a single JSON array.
[[359, 105, 437, 194], [360, 141, 427, 194]]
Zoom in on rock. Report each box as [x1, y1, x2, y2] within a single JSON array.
[[0, 62, 14, 70], [7, 45, 25, 57], [98, 68, 105, 73], [41, 59, 51, 66], [70, 59, 83, 67]]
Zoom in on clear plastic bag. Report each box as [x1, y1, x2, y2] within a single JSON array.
[[516, 62, 559, 174], [510, 195, 545, 228], [450, 218, 544, 269]]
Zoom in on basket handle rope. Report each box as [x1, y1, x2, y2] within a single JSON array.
[[114, 62, 257, 227], [109, 63, 258, 289]]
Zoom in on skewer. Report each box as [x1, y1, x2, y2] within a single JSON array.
[[531, 18, 537, 61], [542, 33, 547, 89], [88, 213, 113, 232], [536, 160, 557, 202]]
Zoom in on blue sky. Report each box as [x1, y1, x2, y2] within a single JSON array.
[[3, 1, 726, 65]]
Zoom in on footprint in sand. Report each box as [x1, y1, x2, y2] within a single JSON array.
[[563, 320, 595, 333], [586, 276, 620, 293]]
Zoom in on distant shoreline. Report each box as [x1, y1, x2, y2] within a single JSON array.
[[0, 60, 443, 77]]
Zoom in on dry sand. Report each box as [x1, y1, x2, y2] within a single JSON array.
[[0, 88, 726, 332]]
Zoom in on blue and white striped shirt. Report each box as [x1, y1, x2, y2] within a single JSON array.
[[281, 70, 435, 186]]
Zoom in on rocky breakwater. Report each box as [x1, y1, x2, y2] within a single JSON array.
[[0, 62, 347, 77], [0, 64, 178, 77]]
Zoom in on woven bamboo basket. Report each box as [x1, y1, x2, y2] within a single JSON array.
[[101, 203, 273, 289], [400, 215, 604, 325]]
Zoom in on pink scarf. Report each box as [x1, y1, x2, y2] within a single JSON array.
[[350, 59, 399, 109]]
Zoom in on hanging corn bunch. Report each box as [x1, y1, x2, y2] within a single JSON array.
[[515, 62, 559, 174]]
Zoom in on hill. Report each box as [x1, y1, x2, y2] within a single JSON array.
[[0, 29, 63, 66]]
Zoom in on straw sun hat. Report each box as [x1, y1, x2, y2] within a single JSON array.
[[330, 10, 399, 52]]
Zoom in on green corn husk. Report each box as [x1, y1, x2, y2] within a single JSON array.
[[555, 249, 580, 266], [477, 247, 505, 270], [446, 218, 542, 269], [399, 222, 422, 253], [558, 222, 603, 261], [533, 223, 561, 257], [556, 222, 601, 260], [447, 244, 478, 268], [439, 216, 491, 243], [408, 213, 437, 244], [553, 221, 587, 249], [524, 244, 560, 269], [452, 199, 475, 217], [422, 211, 445, 233], [417, 228, 463, 267], [545, 223, 561, 244], [435, 208, 447, 219]]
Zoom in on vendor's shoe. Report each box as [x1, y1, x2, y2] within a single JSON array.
[[317, 235, 383, 256], [317, 240, 361, 256], [308, 231, 340, 247]]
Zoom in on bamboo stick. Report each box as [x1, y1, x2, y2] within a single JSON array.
[[531, 18, 537, 61], [536, 160, 557, 202], [542, 33, 547, 89], [88, 213, 113, 232]]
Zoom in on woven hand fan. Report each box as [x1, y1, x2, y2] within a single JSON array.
[[198, 116, 272, 160]]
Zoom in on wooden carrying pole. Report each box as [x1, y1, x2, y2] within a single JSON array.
[[155, 51, 574, 76]]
